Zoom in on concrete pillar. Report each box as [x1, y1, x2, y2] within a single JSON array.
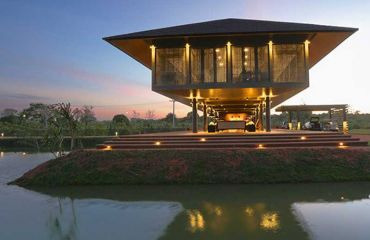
[[288, 111, 293, 130], [265, 96, 271, 132], [297, 111, 301, 130], [258, 103, 264, 131], [203, 104, 207, 132], [192, 98, 197, 133]]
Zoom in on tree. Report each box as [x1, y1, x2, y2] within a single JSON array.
[[49, 103, 82, 151], [1, 108, 17, 117], [145, 110, 155, 120], [112, 114, 130, 126], [111, 114, 130, 135], [20, 103, 50, 128], [80, 105, 96, 126]]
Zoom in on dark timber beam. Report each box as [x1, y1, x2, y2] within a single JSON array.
[[266, 96, 271, 132], [203, 104, 207, 132], [192, 98, 198, 133]]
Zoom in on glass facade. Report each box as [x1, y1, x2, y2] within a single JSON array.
[[190, 48, 215, 83], [232, 46, 255, 82], [272, 44, 305, 82], [215, 47, 226, 83], [155, 48, 187, 85], [154, 43, 307, 86]]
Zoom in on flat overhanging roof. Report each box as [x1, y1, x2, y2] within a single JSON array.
[[104, 18, 358, 69], [275, 104, 348, 112]]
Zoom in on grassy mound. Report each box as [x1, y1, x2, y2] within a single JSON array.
[[11, 148, 370, 186]]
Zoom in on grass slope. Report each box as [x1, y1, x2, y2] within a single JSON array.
[[11, 148, 370, 186]]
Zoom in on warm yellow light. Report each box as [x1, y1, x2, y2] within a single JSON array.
[[187, 210, 205, 232], [105, 145, 112, 150], [339, 142, 344, 146], [215, 48, 220, 53], [226, 41, 232, 46], [155, 141, 161, 146], [300, 136, 306, 140], [258, 144, 264, 149], [185, 43, 190, 48], [22, 152, 26, 156], [149, 45, 156, 49], [268, 40, 273, 46], [219, 62, 224, 67], [217, 56, 221, 60], [197, 212, 205, 229], [215, 206, 223, 216], [305, 40, 311, 45], [245, 207, 254, 216], [260, 212, 280, 230], [200, 138, 206, 142], [244, 48, 249, 52]]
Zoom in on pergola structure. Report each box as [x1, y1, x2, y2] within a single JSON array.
[[104, 19, 357, 133], [275, 104, 348, 132]]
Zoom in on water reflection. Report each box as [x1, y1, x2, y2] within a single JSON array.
[[2, 153, 370, 239]]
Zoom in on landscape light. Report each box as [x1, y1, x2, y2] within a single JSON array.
[[22, 152, 26, 156], [339, 142, 344, 146], [155, 141, 161, 146], [300, 136, 306, 140], [200, 138, 206, 142], [258, 144, 264, 149], [105, 145, 112, 150], [115, 131, 118, 137], [1, 133, 4, 137]]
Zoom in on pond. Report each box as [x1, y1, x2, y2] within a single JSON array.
[[1, 151, 370, 240]]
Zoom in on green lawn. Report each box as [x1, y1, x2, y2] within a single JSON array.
[[350, 129, 370, 135]]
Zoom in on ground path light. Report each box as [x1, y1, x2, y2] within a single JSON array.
[[300, 136, 306, 140], [155, 141, 161, 146], [200, 138, 206, 142]]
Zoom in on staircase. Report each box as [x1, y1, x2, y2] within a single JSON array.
[[96, 132, 368, 150]]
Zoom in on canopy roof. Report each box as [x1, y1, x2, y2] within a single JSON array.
[[104, 18, 357, 69], [275, 104, 348, 112]]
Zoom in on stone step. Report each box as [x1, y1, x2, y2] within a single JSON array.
[[104, 137, 358, 145], [97, 140, 368, 149]]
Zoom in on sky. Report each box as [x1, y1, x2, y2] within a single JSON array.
[[0, 0, 369, 120]]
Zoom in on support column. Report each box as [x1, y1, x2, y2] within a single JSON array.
[[329, 109, 332, 120], [192, 98, 198, 133], [203, 104, 207, 132], [258, 103, 264, 131], [288, 111, 293, 130], [343, 107, 348, 134], [265, 96, 271, 132], [297, 111, 301, 130]]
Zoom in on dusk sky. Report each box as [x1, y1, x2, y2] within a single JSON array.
[[1, 0, 369, 120]]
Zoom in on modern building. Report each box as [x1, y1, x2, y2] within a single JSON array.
[[104, 19, 357, 133]]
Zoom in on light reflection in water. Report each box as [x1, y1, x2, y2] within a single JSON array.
[[188, 209, 205, 232], [245, 207, 254, 217], [0, 152, 4, 158], [260, 212, 280, 231]]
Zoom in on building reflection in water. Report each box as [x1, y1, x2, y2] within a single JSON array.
[[187, 209, 205, 232]]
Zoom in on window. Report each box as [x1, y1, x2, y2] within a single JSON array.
[[191, 48, 201, 84], [257, 46, 269, 81], [232, 46, 255, 82], [155, 48, 186, 85], [272, 44, 305, 82], [190, 48, 215, 83], [215, 47, 226, 83]]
